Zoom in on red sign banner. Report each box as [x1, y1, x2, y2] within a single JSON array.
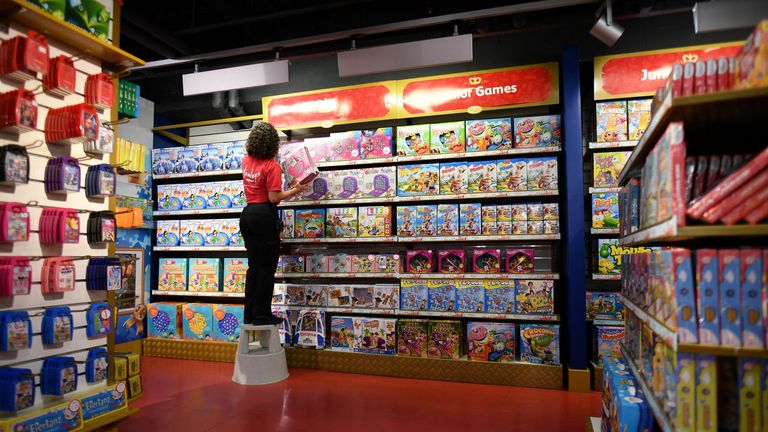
[[396, 63, 559, 117], [262, 81, 397, 129], [594, 42, 741, 100]]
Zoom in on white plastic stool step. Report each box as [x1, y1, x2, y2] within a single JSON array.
[[232, 324, 289, 385]]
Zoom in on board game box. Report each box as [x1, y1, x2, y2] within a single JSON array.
[[515, 280, 554, 314], [455, 280, 484, 313], [695, 249, 720, 345], [397, 163, 439, 196], [439, 162, 468, 195], [148, 302, 182, 339], [437, 204, 459, 236], [527, 203, 543, 221], [351, 255, 374, 273], [473, 249, 501, 273], [360, 127, 393, 159], [157, 184, 182, 211], [294, 209, 325, 238], [527, 157, 558, 190], [592, 193, 620, 230], [361, 166, 396, 198], [280, 209, 295, 238], [156, 220, 180, 247], [328, 285, 352, 307], [304, 285, 328, 307], [427, 320, 462, 360], [353, 317, 396, 355], [406, 250, 434, 273], [299, 172, 333, 201], [285, 284, 306, 306], [400, 279, 428, 311], [437, 250, 465, 274], [465, 118, 512, 152], [187, 258, 220, 292], [280, 143, 319, 187], [467, 160, 497, 193], [415, 205, 437, 237], [459, 203, 481, 236], [481, 205, 497, 236], [212, 304, 243, 343], [325, 207, 357, 238], [303, 137, 331, 164], [182, 303, 214, 341], [740, 249, 765, 348], [596, 238, 621, 274], [596, 101, 628, 142], [519, 324, 560, 365], [585, 291, 624, 320], [719, 249, 742, 347], [397, 319, 429, 357], [222, 258, 247, 293], [373, 254, 401, 273], [497, 158, 527, 192], [157, 258, 187, 291], [331, 169, 362, 200], [427, 280, 456, 312], [358, 206, 391, 237], [484, 280, 515, 313], [514, 115, 562, 148], [594, 326, 624, 367], [330, 316, 355, 351], [497, 205, 512, 235], [373, 284, 399, 309], [332, 254, 353, 273], [396, 124, 430, 156], [627, 99, 652, 141], [329, 131, 361, 161], [593, 151, 632, 188], [430, 121, 466, 154], [467, 322, 516, 362], [198, 143, 224, 172], [506, 248, 534, 273], [396, 206, 417, 237], [351, 285, 374, 308], [293, 310, 325, 349], [222, 141, 245, 170]]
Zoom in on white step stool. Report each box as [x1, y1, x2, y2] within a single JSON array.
[[232, 324, 289, 385]]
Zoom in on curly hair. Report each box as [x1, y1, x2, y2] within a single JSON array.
[[245, 122, 280, 159]]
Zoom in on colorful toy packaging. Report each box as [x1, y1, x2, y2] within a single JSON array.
[[738, 358, 763, 432], [438, 250, 465, 274], [596, 239, 621, 275], [330, 316, 355, 351], [182, 303, 213, 341], [400, 279, 428, 311], [272, 309, 292, 345], [427, 280, 456, 312], [280, 209, 295, 238], [506, 248, 534, 273], [473, 249, 500, 273], [303, 137, 330, 164], [484, 280, 515, 313], [373, 284, 399, 309], [427, 320, 462, 359], [586, 291, 624, 320], [627, 98, 652, 141], [640, 123, 686, 229], [285, 284, 307, 306], [157, 184, 182, 211], [733, 20, 768, 90], [515, 280, 554, 314], [148, 303, 182, 339], [437, 204, 459, 236], [519, 324, 560, 365], [294, 209, 325, 238], [416, 205, 437, 237], [397, 163, 439, 196], [351, 285, 374, 308], [465, 118, 512, 152], [719, 249, 742, 347], [526, 157, 558, 190], [212, 304, 243, 342], [353, 317, 396, 355], [397, 319, 429, 357], [305, 285, 328, 307], [360, 127, 393, 159], [293, 310, 325, 349], [331, 169, 362, 199], [593, 151, 632, 188], [299, 172, 333, 201], [325, 207, 357, 238], [406, 250, 434, 273], [513, 115, 562, 148], [374, 254, 401, 273], [179, 220, 205, 247], [740, 249, 765, 348], [173, 147, 199, 173], [396, 124, 431, 156], [497, 205, 512, 235], [187, 258, 220, 292], [592, 193, 620, 230], [222, 258, 247, 293], [596, 101, 628, 142], [357, 205, 391, 237], [496, 158, 527, 192], [329, 131, 361, 161], [695, 355, 718, 432], [280, 143, 319, 186], [157, 258, 187, 291], [467, 160, 497, 193], [467, 322, 516, 362], [455, 280, 484, 312], [459, 203, 481, 236], [361, 166, 395, 198], [156, 220, 180, 247], [481, 205, 497, 235], [282, 255, 306, 273], [397, 205, 417, 237], [696, 249, 720, 345], [223, 141, 245, 170], [439, 162, 468, 195], [429, 121, 465, 154], [351, 255, 373, 273], [198, 143, 224, 172], [593, 325, 624, 366], [328, 285, 352, 307]]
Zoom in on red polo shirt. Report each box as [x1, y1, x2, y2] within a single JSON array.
[[242, 156, 282, 204]]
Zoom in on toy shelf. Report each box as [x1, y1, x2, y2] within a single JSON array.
[[276, 272, 398, 279], [153, 208, 244, 216], [279, 197, 396, 207], [279, 190, 558, 208], [398, 234, 561, 242], [617, 294, 677, 349], [618, 216, 768, 247], [591, 273, 621, 281], [396, 272, 560, 280], [396, 145, 562, 162], [592, 319, 624, 326], [588, 187, 621, 194], [0, 0, 144, 69], [153, 169, 243, 180], [676, 344, 768, 359], [151, 290, 244, 298], [318, 158, 395, 168], [619, 344, 674, 432], [282, 237, 398, 244], [588, 141, 638, 150], [590, 228, 619, 235], [154, 246, 245, 251], [270, 305, 560, 321], [618, 87, 768, 184]]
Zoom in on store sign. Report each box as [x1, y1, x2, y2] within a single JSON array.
[[3, 399, 83, 432], [262, 81, 397, 129], [397, 63, 559, 117], [594, 42, 741, 100], [81, 382, 128, 422]]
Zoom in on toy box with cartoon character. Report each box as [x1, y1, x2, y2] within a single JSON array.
[[513, 115, 561, 148], [228, 181, 247, 208], [282, 255, 306, 273], [293, 309, 325, 349], [397, 319, 429, 357], [202, 219, 231, 247], [467, 322, 516, 362], [429, 121, 465, 154], [374, 254, 401, 273], [527, 203, 543, 221], [373, 284, 399, 309], [527, 157, 558, 190], [397, 163, 439, 196], [304, 285, 328, 307], [465, 118, 512, 152], [459, 203, 481, 236], [173, 147, 200, 174], [427, 280, 456, 312], [427, 320, 462, 359], [506, 248, 534, 274], [360, 127, 393, 160], [543, 203, 559, 220], [596, 101, 628, 142], [593, 325, 624, 366], [740, 249, 765, 348], [157, 184, 182, 211], [628, 99, 652, 141], [330, 316, 355, 351], [328, 285, 352, 307], [198, 143, 224, 172], [351, 254, 374, 273], [280, 143, 320, 186], [467, 160, 497, 193], [212, 304, 243, 342], [519, 324, 560, 365], [223, 141, 245, 170], [222, 258, 247, 293], [596, 239, 621, 275], [223, 219, 243, 246], [330, 169, 362, 200], [406, 250, 434, 273], [543, 220, 559, 234], [481, 205, 497, 235], [439, 162, 468, 195], [593, 151, 632, 188], [695, 355, 718, 432], [738, 358, 763, 431], [696, 249, 720, 345], [303, 137, 330, 164], [361, 166, 396, 198], [497, 205, 512, 235], [351, 285, 374, 308], [438, 250, 465, 274], [280, 209, 295, 238], [515, 280, 554, 314], [455, 280, 484, 313], [181, 303, 213, 341], [437, 204, 459, 236], [484, 280, 515, 313], [285, 284, 307, 306], [156, 220, 180, 247], [497, 158, 528, 192], [397, 206, 417, 237], [358, 206, 391, 237], [187, 258, 220, 292], [400, 279, 428, 311], [592, 193, 620, 230], [325, 207, 357, 238], [719, 249, 742, 347], [353, 317, 396, 355], [586, 291, 624, 320], [271, 309, 291, 345], [148, 303, 183, 339], [329, 131, 361, 161], [152, 148, 175, 175], [175, 219, 202, 246], [158, 258, 187, 291], [294, 209, 325, 238], [333, 253, 353, 273], [473, 249, 500, 273], [733, 20, 768, 90], [272, 284, 287, 305], [396, 124, 431, 156], [416, 205, 437, 237]]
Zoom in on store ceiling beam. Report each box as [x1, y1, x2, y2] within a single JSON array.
[[131, 0, 598, 72]]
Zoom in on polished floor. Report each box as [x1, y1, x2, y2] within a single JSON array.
[[116, 356, 601, 432]]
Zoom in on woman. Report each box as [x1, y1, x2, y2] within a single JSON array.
[[240, 122, 308, 325]]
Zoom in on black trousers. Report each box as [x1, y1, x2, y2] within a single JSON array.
[[240, 202, 280, 322]]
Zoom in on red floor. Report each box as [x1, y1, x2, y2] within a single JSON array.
[[115, 356, 601, 432]]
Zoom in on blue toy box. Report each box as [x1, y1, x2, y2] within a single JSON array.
[[156, 220, 180, 247], [467, 160, 497, 193], [459, 203, 482, 236], [397, 206, 418, 237], [519, 324, 560, 365], [427, 280, 456, 312], [400, 279, 428, 311], [152, 148, 174, 175], [415, 205, 437, 237], [198, 143, 224, 172], [330, 316, 355, 351], [397, 163, 439, 197], [212, 304, 243, 342], [294, 209, 325, 239], [741, 249, 765, 348], [465, 118, 512, 152], [437, 204, 459, 237], [719, 249, 742, 347], [696, 249, 720, 345], [182, 303, 214, 341], [173, 147, 200, 174], [148, 302, 183, 339], [157, 184, 182, 211], [294, 310, 325, 349], [484, 280, 514, 313], [222, 141, 245, 171], [179, 220, 206, 246], [455, 280, 485, 312], [593, 325, 624, 366]]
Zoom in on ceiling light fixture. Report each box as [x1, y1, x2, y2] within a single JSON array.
[[590, 0, 624, 47], [693, 0, 768, 33], [181, 60, 290, 96]]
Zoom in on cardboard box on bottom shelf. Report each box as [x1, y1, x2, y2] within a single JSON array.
[[519, 324, 560, 365], [467, 322, 515, 362], [330, 316, 355, 351], [427, 320, 462, 360], [293, 310, 325, 349], [182, 303, 213, 341], [148, 303, 183, 339], [212, 304, 243, 343], [353, 317, 396, 355], [397, 319, 429, 358]]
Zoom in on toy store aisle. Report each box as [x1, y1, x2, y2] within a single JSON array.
[[114, 357, 601, 432]]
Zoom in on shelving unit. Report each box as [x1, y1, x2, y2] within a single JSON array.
[[153, 208, 244, 216], [591, 273, 620, 281], [396, 272, 560, 280], [619, 345, 674, 432], [618, 216, 768, 246], [277, 272, 399, 279], [588, 141, 638, 150], [398, 234, 561, 242], [279, 190, 559, 208], [590, 228, 619, 235], [617, 294, 676, 348]]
